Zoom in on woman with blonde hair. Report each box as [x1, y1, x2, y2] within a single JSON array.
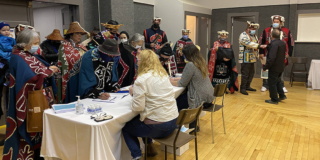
[[170, 44, 214, 132], [123, 49, 178, 160]]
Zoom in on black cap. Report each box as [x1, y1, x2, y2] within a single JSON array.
[[159, 43, 173, 56]]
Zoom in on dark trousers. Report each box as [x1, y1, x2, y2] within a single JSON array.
[[263, 78, 284, 89], [122, 115, 177, 159], [268, 71, 285, 102], [241, 63, 255, 90]]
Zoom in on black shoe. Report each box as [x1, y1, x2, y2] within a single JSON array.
[[240, 89, 249, 95], [246, 87, 257, 91], [265, 99, 278, 105], [279, 96, 287, 101]]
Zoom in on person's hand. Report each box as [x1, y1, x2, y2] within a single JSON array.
[[223, 58, 230, 61], [129, 86, 133, 96], [49, 66, 59, 73], [286, 54, 289, 58], [259, 54, 264, 60], [98, 93, 110, 100], [150, 43, 155, 48], [215, 46, 219, 51], [260, 45, 267, 49], [113, 88, 120, 93]]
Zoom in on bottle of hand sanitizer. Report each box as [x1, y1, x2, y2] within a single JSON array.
[[75, 96, 84, 115]]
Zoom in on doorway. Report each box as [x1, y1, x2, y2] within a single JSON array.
[[185, 12, 211, 63]]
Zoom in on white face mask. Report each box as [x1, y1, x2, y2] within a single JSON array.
[[134, 45, 142, 49], [120, 39, 128, 43]]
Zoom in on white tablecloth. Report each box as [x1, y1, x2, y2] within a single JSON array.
[[308, 60, 320, 89], [41, 86, 185, 160]]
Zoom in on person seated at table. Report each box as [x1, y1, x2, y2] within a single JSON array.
[[123, 49, 179, 159], [3, 29, 58, 160], [157, 43, 178, 76], [64, 39, 121, 103], [170, 44, 214, 132]]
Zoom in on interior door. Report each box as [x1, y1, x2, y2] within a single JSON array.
[[199, 17, 210, 62], [62, 6, 70, 33], [232, 16, 255, 75]]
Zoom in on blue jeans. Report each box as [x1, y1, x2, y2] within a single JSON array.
[[122, 115, 177, 159], [176, 92, 188, 112]]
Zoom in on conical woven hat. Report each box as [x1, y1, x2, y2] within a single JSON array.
[[66, 22, 87, 35], [46, 29, 64, 41]]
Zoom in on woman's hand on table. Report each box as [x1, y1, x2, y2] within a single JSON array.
[[98, 93, 110, 100], [129, 86, 133, 96]]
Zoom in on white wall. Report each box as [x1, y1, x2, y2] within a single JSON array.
[[154, 0, 212, 43], [33, 5, 67, 42], [297, 13, 320, 42], [180, 0, 320, 9], [133, 0, 155, 5]]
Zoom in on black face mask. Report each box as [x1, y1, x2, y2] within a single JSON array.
[[160, 57, 169, 62], [153, 23, 159, 29]]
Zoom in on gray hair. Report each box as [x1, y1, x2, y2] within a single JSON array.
[[16, 29, 40, 49], [129, 33, 145, 49]]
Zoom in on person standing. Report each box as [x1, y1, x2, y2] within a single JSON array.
[[259, 15, 294, 93], [208, 30, 239, 93], [40, 29, 64, 64], [143, 17, 168, 52], [263, 29, 287, 104], [173, 29, 193, 73], [239, 21, 267, 95]]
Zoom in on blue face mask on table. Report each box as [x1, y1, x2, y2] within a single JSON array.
[[249, 30, 256, 36]]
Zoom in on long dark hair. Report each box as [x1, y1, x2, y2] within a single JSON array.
[[64, 33, 74, 40], [182, 44, 209, 79]]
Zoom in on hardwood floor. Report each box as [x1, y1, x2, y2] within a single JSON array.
[[1, 78, 319, 159]]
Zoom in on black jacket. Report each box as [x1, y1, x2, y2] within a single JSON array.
[[40, 40, 60, 64], [263, 39, 286, 73]]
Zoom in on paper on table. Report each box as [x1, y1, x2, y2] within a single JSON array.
[[92, 93, 129, 103], [52, 103, 76, 114], [261, 57, 266, 65]]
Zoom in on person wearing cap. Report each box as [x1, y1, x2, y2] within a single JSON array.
[[259, 15, 294, 93], [143, 17, 168, 52], [208, 30, 239, 94], [173, 29, 193, 73], [239, 21, 267, 95], [118, 33, 143, 87], [40, 29, 64, 64], [57, 22, 88, 103], [65, 39, 121, 103], [158, 43, 178, 76]]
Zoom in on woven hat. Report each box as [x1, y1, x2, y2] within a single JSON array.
[[182, 29, 190, 34], [46, 29, 64, 41], [101, 23, 124, 30], [247, 21, 260, 29], [66, 22, 87, 35], [98, 39, 120, 56]]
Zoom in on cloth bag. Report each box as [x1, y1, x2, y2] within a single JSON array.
[[27, 87, 54, 132]]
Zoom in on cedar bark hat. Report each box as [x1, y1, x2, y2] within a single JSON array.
[[46, 29, 64, 41], [98, 39, 120, 56], [66, 22, 87, 35]]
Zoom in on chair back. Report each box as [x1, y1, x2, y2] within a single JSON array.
[[176, 103, 204, 126], [214, 83, 228, 97], [291, 57, 308, 64]]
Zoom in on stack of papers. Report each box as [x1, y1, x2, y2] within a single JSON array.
[[92, 93, 130, 103], [52, 103, 76, 114]]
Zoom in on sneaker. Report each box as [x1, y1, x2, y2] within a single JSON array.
[[283, 87, 288, 93], [261, 86, 267, 92]]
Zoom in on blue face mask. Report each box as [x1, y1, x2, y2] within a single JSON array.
[[250, 30, 256, 36], [273, 23, 280, 29], [182, 35, 188, 40], [28, 45, 39, 54]]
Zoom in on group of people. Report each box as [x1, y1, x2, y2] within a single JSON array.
[[0, 14, 293, 160]]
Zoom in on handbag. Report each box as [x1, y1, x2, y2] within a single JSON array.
[[26, 87, 55, 132]]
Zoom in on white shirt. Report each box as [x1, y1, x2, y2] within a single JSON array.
[[132, 70, 179, 122]]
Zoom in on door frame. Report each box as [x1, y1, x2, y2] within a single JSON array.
[[227, 12, 260, 78]]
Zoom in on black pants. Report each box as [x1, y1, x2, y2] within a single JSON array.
[[241, 63, 255, 90], [268, 71, 285, 102], [263, 78, 284, 89]]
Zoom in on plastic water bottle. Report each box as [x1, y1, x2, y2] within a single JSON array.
[[75, 96, 84, 115]]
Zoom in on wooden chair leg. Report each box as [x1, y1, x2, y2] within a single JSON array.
[[173, 144, 176, 160], [165, 145, 167, 160], [144, 137, 147, 160], [195, 137, 198, 160], [211, 111, 214, 143]]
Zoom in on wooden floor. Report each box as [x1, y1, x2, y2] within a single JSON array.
[[1, 78, 320, 159]]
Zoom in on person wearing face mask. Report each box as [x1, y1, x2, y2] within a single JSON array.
[[143, 17, 168, 52], [207, 30, 239, 94], [57, 22, 88, 103], [40, 29, 64, 64], [3, 29, 58, 160], [239, 21, 267, 95], [158, 43, 178, 76], [118, 33, 144, 87], [65, 39, 121, 103], [173, 29, 193, 73], [259, 15, 294, 93]]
